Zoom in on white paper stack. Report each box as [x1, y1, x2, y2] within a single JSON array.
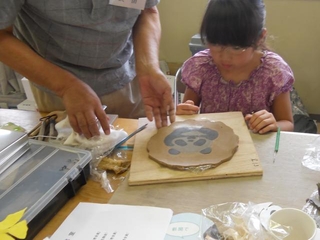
[[49, 203, 173, 240]]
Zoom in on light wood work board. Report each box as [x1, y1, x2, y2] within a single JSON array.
[[128, 112, 263, 186]]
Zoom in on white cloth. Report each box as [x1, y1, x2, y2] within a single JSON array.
[[55, 116, 128, 152]]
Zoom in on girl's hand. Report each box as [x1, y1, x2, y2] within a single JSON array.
[[176, 100, 199, 115], [244, 110, 277, 134]]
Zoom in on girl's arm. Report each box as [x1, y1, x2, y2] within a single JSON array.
[[272, 91, 294, 131]]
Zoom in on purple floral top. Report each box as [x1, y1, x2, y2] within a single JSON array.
[[181, 50, 294, 115]]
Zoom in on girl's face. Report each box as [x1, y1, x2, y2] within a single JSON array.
[[208, 44, 256, 73]]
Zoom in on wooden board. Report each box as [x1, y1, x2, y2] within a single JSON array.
[[128, 112, 263, 185]]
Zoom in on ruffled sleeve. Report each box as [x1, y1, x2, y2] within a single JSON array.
[[264, 52, 295, 103], [180, 49, 214, 95]]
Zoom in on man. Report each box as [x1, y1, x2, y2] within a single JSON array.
[[0, 0, 175, 138]]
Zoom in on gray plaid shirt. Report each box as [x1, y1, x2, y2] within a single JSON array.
[[0, 0, 159, 95]]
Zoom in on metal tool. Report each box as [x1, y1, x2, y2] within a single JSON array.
[[37, 114, 58, 141], [113, 123, 148, 149], [102, 123, 148, 156]]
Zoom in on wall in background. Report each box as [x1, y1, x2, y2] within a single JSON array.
[[158, 0, 320, 116]]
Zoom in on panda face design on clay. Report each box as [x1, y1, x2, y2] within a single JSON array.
[[164, 127, 219, 155]]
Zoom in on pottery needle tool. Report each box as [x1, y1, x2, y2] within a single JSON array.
[[114, 123, 148, 149], [101, 123, 149, 158], [273, 127, 280, 163]]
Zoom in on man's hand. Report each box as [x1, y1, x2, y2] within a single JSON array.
[[138, 70, 175, 128], [61, 80, 110, 138]]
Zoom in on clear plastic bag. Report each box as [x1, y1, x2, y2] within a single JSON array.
[[96, 148, 131, 174], [303, 185, 320, 228], [302, 136, 320, 171], [88, 127, 130, 193], [201, 202, 289, 240], [53, 114, 129, 193]]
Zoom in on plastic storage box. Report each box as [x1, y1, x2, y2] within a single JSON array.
[[0, 139, 92, 239], [189, 34, 206, 55], [0, 129, 30, 175]]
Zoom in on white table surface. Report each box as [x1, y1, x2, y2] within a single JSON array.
[[109, 131, 320, 213]]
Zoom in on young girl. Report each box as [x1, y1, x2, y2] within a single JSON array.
[[176, 0, 294, 134]]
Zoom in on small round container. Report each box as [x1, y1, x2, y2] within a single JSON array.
[[268, 208, 317, 240]]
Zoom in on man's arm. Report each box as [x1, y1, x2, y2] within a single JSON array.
[[0, 27, 110, 138], [133, 6, 175, 128], [0, 27, 75, 97]]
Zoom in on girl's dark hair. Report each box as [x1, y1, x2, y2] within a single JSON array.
[[200, 0, 266, 48]]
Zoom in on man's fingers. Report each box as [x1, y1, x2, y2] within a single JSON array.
[[153, 107, 162, 129], [69, 112, 101, 138], [74, 112, 92, 138], [82, 113, 100, 138], [168, 107, 175, 124], [159, 103, 169, 127], [145, 105, 154, 122], [68, 114, 81, 135], [96, 110, 110, 135]]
